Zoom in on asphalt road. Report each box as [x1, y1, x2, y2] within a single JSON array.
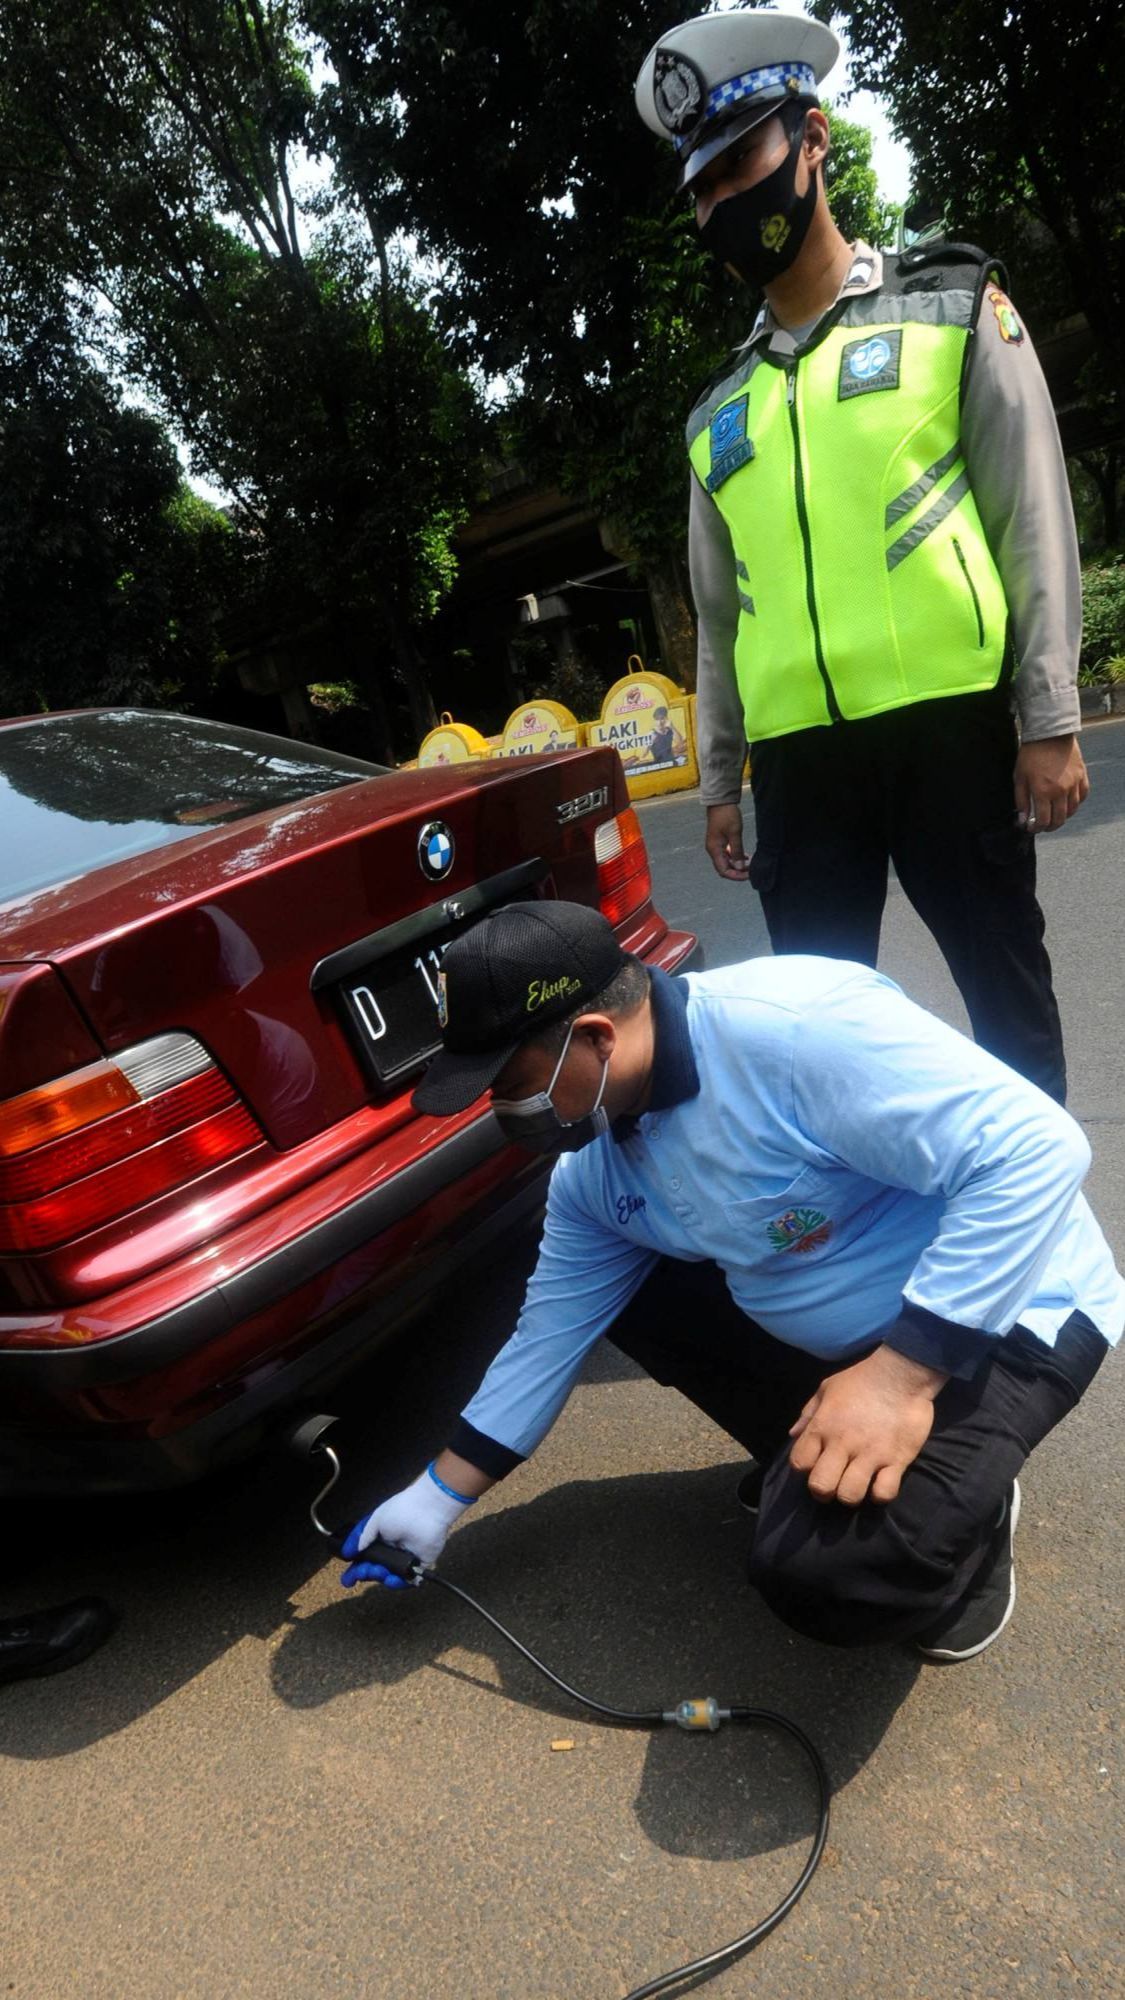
[[4, 722, 1124, 2000]]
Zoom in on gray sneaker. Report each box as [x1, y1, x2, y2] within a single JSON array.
[[915, 1480, 1021, 1663]]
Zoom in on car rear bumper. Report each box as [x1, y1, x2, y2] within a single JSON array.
[[0, 926, 700, 1491], [1, 1112, 519, 1392], [0, 1155, 547, 1494]]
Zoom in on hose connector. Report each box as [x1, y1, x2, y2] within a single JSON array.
[[666, 1697, 727, 1732]]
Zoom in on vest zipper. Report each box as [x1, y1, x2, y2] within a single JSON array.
[[787, 361, 842, 722], [952, 535, 985, 647]]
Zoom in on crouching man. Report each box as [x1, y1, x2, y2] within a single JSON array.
[[341, 903, 1123, 1660]]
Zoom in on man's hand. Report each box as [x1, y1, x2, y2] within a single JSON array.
[[340, 1462, 477, 1589], [705, 803, 751, 881], [1014, 733, 1089, 832], [788, 1346, 948, 1506]]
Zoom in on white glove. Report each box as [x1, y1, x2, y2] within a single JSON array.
[[340, 1463, 474, 1586]]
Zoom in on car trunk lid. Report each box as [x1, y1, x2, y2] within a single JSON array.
[[1, 750, 644, 1151]]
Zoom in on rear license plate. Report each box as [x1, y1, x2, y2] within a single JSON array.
[[320, 861, 548, 1093], [337, 928, 461, 1088]]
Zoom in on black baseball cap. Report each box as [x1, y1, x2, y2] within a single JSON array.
[[412, 901, 627, 1116]]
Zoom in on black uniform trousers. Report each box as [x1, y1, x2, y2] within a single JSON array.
[[747, 686, 1068, 1103], [610, 1258, 1107, 1649]]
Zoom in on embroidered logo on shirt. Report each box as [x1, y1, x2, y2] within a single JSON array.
[[616, 1192, 647, 1224], [767, 1207, 832, 1254], [707, 393, 755, 492], [988, 287, 1024, 345], [838, 328, 902, 400]]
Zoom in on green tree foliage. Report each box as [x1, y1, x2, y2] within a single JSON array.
[[0, 0, 904, 730], [306, 1, 897, 684], [809, 0, 1125, 393], [822, 101, 900, 254], [0, 0, 490, 747], [1079, 558, 1125, 676], [0, 277, 229, 714]]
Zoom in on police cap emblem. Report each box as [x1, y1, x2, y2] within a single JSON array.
[[417, 819, 455, 881], [653, 48, 705, 138]]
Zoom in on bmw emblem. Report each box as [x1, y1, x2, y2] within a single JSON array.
[[418, 820, 455, 881]]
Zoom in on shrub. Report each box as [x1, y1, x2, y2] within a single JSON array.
[[1080, 558, 1125, 675]]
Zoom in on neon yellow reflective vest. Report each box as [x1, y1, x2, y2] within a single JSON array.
[[686, 255, 1010, 742]]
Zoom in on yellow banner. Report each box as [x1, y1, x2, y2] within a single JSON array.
[[418, 719, 494, 766], [587, 666, 699, 799], [496, 699, 584, 757]]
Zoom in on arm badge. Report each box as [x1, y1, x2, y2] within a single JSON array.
[[988, 288, 1024, 344]]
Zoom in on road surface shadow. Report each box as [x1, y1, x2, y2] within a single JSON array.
[[268, 1462, 917, 1866], [0, 1247, 538, 1760]]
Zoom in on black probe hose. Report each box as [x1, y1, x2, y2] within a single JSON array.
[[294, 1425, 831, 1999], [426, 1567, 831, 2000]]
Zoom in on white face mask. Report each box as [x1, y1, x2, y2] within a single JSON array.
[[492, 1020, 611, 1155]]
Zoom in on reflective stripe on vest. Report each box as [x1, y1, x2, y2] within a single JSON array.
[[687, 292, 1008, 742]]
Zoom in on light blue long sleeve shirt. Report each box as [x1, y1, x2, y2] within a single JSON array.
[[454, 960, 1124, 1470]]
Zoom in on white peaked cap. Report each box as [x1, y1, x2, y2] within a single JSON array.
[[635, 10, 840, 187]]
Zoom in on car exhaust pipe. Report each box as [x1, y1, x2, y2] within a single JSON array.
[[286, 1410, 422, 1581], [283, 1411, 343, 1544]]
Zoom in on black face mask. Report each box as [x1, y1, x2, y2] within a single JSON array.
[[699, 110, 817, 286]]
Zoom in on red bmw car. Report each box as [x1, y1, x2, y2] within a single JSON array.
[[0, 709, 696, 1492]]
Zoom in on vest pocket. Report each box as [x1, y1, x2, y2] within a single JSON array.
[[952, 536, 985, 647]]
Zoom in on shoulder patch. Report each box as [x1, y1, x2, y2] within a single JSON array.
[[987, 287, 1024, 345]]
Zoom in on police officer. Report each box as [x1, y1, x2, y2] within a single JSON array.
[[339, 904, 1123, 1661], [634, 11, 1088, 1104]]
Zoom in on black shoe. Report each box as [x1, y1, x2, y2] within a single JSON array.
[[915, 1481, 1021, 1663], [735, 1462, 765, 1516], [0, 1598, 116, 1686]]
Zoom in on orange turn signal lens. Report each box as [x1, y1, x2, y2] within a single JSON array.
[[0, 1062, 139, 1159], [0, 1034, 265, 1257], [0, 1068, 236, 1204]]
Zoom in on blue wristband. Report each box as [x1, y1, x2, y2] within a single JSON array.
[[427, 1460, 477, 1506]]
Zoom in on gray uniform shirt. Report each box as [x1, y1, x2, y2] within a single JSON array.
[[690, 244, 1083, 806]]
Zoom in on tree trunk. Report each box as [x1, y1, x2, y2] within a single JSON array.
[[643, 556, 698, 691], [1104, 447, 1120, 549], [386, 599, 438, 749], [599, 519, 699, 690], [336, 611, 395, 764], [1077, 447, 1122, 552], [280, 682, 318, 743], [547, 619, 585, 680]]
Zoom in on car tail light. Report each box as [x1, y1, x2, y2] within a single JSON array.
[[0, 1034, 264, 1252], [595, 809, 652, 926]]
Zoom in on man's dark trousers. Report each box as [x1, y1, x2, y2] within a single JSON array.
[[610, 1259, 1107, 1647], [747, 686, 1067, 1103]]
